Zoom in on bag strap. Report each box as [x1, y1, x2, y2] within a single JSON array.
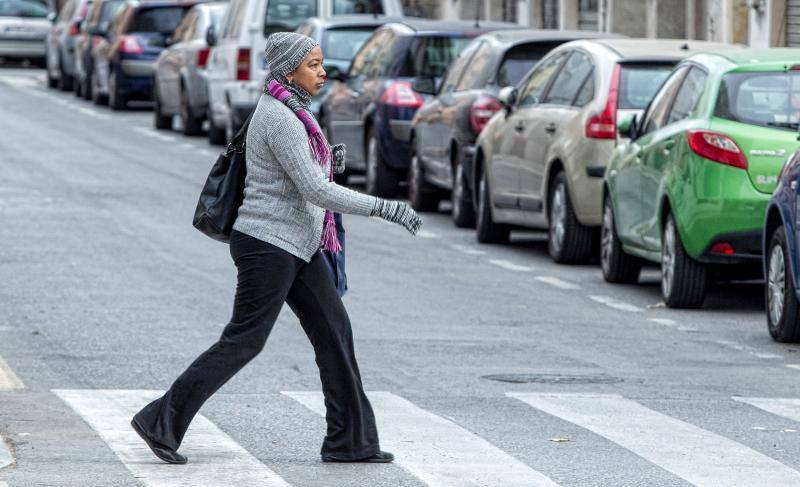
[[228, 110, 256, 151]]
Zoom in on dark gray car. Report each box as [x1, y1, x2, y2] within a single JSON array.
[[408, 29, 608, 226]]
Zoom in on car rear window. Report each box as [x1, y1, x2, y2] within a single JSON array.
[[0, 0, 47, 17], [400, 35, 474, 78], [496, 42, 562, 88], [333, 0, 383, 15], [618, 63, 674, 109], [99, 0, 122, 22], [264, 0, 317, 35], [715, 71, 800, 131], [129, 6, 189, 33], [322, 27, 375, 62]]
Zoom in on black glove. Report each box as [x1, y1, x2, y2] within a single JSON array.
[[371, 199, 423, 235], [331, 143, 346, 175]]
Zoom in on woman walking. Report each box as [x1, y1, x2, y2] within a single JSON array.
[[130, 32, 422, 465]]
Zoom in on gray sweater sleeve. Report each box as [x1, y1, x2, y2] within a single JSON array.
[[266, 116, 378, 216]]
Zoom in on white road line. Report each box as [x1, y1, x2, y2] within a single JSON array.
[[416, 230, 439, 239], [0, 356, 24, 390], [715, 340, 782, 360], [535, 276, 580, 290], [54, 390, 292, 487], [0, 75, 40, 89], [509, 392, 800, 487], [589, 295, 643, 313], [733, 397, 800, 425], [0, 435, 13, 471], [646, 318, 698, 332], [283, 391, 560, 487], [180, 142, 196, 150], [786, 364, 800, 371], [488, 259, 534, 272], [450, 244, 486, 255], [73, 105, 112, 121], [132, 126, 178, 143]]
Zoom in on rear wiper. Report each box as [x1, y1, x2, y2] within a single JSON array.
[[766, 121, 799, 129]]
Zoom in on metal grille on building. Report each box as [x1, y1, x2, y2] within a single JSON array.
[[788, 0, 800, 46], [579, 0, 599, 31], [542, 0, 559, 28]]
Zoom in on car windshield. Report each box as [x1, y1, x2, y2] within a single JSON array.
[[322, 27, 375, 62], [129, 6, 189, 33], [618, 64, 674, 109], [496, 42, 562, 87], [333, 0, 382, 14], [0, 0, 47, 17], [404, 35, 474, 78], [715, 71, 800, 131], [264, 0, 317, 35]]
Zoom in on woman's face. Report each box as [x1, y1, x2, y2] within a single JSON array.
[[286, 45, 326, 96]]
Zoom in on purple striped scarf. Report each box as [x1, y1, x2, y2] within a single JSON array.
[[267, 79, 341, 253]]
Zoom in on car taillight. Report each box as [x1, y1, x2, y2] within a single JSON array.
[[117, 35, 143, 55], [197, 48, 210, 68], [380, 81, 424, 108], [469, 93, 502, 134], [585, 63, 621, 140], [687, 130, 748, 170], [68, 21, 80, 36], [236, 48, 250, 81]]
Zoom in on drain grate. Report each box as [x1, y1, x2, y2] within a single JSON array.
[[481, 373, 623, 384]]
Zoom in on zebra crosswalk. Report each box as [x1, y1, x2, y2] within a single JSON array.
[[18, 388, 800, 486]]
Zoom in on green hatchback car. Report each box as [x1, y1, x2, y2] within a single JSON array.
[[602, 49, 800, 308]]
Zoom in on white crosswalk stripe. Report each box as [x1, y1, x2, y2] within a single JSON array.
[[53, 389, 292, 487], [0, 356, 24, 390], [509, 392, 800, 487], [733, 397, 800, 423], [283, 391, 560, 487], [0, 435, 13, 471]]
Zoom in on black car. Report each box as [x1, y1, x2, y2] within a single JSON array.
[[408, 29, 611, 226], [320, 19, 514, 197]]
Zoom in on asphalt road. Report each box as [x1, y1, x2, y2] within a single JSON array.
[[2, 64, 800, 487]]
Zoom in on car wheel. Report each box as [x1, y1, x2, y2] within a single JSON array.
[[365, 126, 399, 197], [153, 85, 172, 130], [548, 171, 593, 264], [600, 194, 642, 283], [766, 227, 800, 342], [46, 64, 58, 89], [108, 71, 126, 111], [73, 75, 82, 97], [58, 61, 73, 92], [476, 165, 510, 244], [452, 159, 476, 228], [661, 213, 707, 308], [407, 142, 439, 212], [91, 70, 107, 105], [180, 87, 203, 136]]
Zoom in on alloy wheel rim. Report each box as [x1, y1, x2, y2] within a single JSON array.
[[601, 203, 614, 275], [550, 183, 566, 254], [453, 163, 464, 218], [768, 244, 786, 326], [477, 174, 486, 229], [409, 154, 420, 203], [367, 136, 377, 192], [662, 220, 676, 298]]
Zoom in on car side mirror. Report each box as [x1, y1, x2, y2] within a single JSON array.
[[325, 65, 347, 82], [617, 113, 638, 140], [47, 11, 56, 22], [498, 86, 518, 112], [205, 24, 216, 47], [412, 76, 436, 95]]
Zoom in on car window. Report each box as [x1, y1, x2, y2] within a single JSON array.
[[264, 0, 316, 35], [322, 27, 375, 62], [220, 0, 241, 38], [348, 29, 389, 77], [543, 50, 593, 106], [129, 6, 188, 33], [57, 0, 76, 20], [715, 71, 800, 131], [516, 51, 567, 107], [618, 63, 674, 109], [666, 67, 707, 125], [0, 0, 48, 17], [171, 9, 191, 41], [572, 70, 594, 107], [640, 66, 689, 135], [455, 41, 494, 91], [365, 31, 396, 77], [333, 0, 383, 14], [403, 35, 473, 79], [108, 4, 128, 34], [495, 41, 561, 88], [438, 40, 480, 94]]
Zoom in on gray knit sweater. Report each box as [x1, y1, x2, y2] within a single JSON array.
[[233, 94, 379, 262]]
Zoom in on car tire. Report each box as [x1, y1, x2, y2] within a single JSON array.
[[91, 70, 107, 105], [476, 165, 510, 244], [766, 227, 800, 342], [661, 213, 707, 308], [180, 87, 203, 136], [153, 86, 172, 130], [208, 115, 226, 145], [548, 171, 593, 264], [58, 61, 73, 92], [108, 71, 126, 111], [452, 159, 476, 228], [73, 76, 82, 97], [407, 142, 440, 212], [600, 194, 642, 283], [46, 66, 58, 89], [365, 126, 399, 197]]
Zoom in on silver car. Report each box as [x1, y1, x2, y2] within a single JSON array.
[[45, 0, 91, 90], [152, 1, 226, 135], [474, 38, 740, 264], [0, 0, 49, 65]]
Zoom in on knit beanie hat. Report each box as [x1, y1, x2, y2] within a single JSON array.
[[265, 32, 319, 79]]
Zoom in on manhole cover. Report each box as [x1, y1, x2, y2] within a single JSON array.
[[481, 373, 623, 384]]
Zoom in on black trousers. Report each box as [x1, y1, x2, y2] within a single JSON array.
[[133, 230, 380, 460]]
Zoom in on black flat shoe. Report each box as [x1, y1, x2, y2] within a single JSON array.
[[130, 419, 188, 465], [322, 451, 394, 463]]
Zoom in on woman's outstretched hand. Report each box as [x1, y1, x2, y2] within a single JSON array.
[[331, 144, 346, 175], [371, 199, 423, 235]]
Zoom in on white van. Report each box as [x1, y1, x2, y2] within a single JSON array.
[[204, 0, 403, 144]]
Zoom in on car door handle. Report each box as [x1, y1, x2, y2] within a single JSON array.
[[545, 123, 557, 134], [663, 140, 675, 154], [514, 121, 525, 132]]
